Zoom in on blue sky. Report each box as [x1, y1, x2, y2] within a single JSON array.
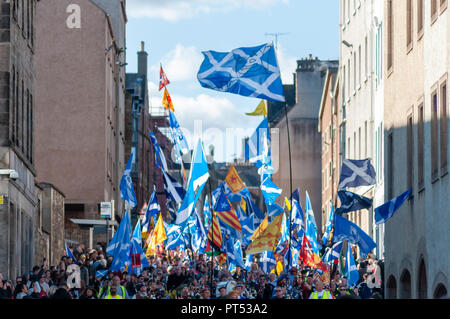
[[125, 0, 339, 162]]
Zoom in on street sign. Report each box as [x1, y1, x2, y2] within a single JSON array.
[[100, 202, 112, 219]]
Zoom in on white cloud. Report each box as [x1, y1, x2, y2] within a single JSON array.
[[277, 43, 297, 85], [127, 0, 289, 21]]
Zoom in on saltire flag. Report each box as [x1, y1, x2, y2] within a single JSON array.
[[159, 64, 170, 91], [322, 203, 335, 246], [245, 213, 283, 255], [108, 210, 132, 272], [231, 240, 245, 269], [338, 159, 376, 190], [120, 150, 137, 208], [207, 211, 223, 250], [165, 224, 184, 250], [261, 175, 282, 205], [197, 43, 285, 102], [162, 87, 175, 112], [225, 165, 246, 194], [259, 250, 277, 274], [130, 220, 149, 275], [175, 139, 210, 225], [291, 199, 304, 232], [304, 191, 321, 255], [163, 171, 185, 204], [142, 188, 160, 235], [149, 132, 169, 172], [65, 243, 78, 264], [95, 270, 108, 279], [251, 214, 269, 241], [299, 234, 327, 272], [203, 196, 212, 229], [245, 117, 271, 165], [335, 190, 373, 215], [138, 202, 148, 216], [240, 212, 256, 245], [246, 196, 265, 221], [192, 208, 207, 253], [291, 188, 301, 204], [168, 110, 189, 161], [244, 254, 254, 271], [344, 243, 360, 287], [246, 100, 267, 117], [333, 214, 376, 256], [166, 200, 178, 224], [267, 203, 284, 218], [374, 189, 412, 225], [322, 241, 343, 264], [145, 213, 167, 258]]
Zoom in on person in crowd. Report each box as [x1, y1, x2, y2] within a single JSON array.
[[309, 279, 333, 299]]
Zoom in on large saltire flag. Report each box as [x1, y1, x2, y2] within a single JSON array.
[[304, 191, 321, 255], [107, 210, 132, 272], [159, 64, 170, 91], [149, 132, 169, 172], [142, 188, 160, 239], [333, 214, 376, 256], [225, 165, 246, 194], [338, 159, 376, 190], [245, 213, 283, 255], [175, 139, 210, 225], [335, 190, 373, 215], [207, 211, 223, 250], [374, 189, 412, 225], [261, 174, 282, 205], [145, 213, 167, 258], [130, 220, 149, 275], [120, 150, 137, 208], [197, 43, 285, 102], [246, 100, 267, 117], [259, 250, 277, 274], [162, 87, 175, 112]]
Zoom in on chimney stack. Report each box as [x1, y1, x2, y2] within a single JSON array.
[[138, 41, 148, 77]]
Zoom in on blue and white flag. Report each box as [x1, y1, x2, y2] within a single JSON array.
[[344, 243, 360, 287], [142, 189, 160, 234], [259, 251, 277, 274], [176, 139, 210, 225], [130, 220, 149, 275], [229, 240, 245, 269], [107, 210, 132, 272], [197, 43, 285, 102], [267, 203, 284, 218], [261, 175, 282, 205], [65, 243, 78, 264], [168, 110, 190, 161], [291, 199, 304, 231], [165, 224, 185, 250], [335, 190, 373, 215], [245, 118, 271, 165], [95, 270, 108, 279], [291, 188, 300, 204], [323, 241, 343, 263], [375, 189, 412, 225], [245, 196, 265, 221], [244, 254, 253, 271], [338, 159, 376, 190], [149, 131, 169, 172], [304, 191, 321, 255], [163, 171, 185, 204], [192, 209, 207, 253], [203, 196, 212, 229], [333, 214, 376, 256], [120, 150, 137, 208], [322, 203, 335, 246], [240, 212, 255, 245]]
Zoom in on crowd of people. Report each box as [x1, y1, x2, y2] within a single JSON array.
[[0, 243, 385, 300]]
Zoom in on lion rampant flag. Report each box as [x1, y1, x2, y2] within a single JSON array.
[[300, 234, 327, 272], [225, 165, 246, 194], [251, 214, 269, 241], [145, 213, 167, 258], [162, 87, 174, 112], [245, 213, 283, 255]]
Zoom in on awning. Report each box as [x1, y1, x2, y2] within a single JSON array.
[[70, 219, 118, 228]]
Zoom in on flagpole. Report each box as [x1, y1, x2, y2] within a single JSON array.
[[207, 176, 214, 293], [285, 102, 294, 273]]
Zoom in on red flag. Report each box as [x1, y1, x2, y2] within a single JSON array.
[[159, 64, 170, 91], [300, 235, 327, 272], [131, 253, 141, 269]]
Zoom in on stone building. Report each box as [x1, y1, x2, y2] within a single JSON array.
[[269, 57, 339, 231], [383, 0, 449, 299], [34, 0, 127, 248], [0, 0, 41, 280]]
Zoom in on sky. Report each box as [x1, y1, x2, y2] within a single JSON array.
[[125, 0, 339, 163]]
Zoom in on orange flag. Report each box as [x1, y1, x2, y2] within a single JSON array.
[[225, 165, 246, 193], [251, 214, 269, 241], [145, 213, 167, 258], [162, 87, 174, 112]]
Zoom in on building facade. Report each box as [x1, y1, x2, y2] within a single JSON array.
[[34, 0, 127, 248], [383, 0, 449, 299]]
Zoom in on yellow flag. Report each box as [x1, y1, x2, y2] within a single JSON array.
[[162, 87, 175, 112], [225, 165, 246, 194], [145, 213, 167, 258], [251, 214, 269, 241], [284, 197, 291, 212], [240, 198, 247, 213], [246, 213, 283, 255], [245, 100, 267, 117], [276, 260, 284, 275]]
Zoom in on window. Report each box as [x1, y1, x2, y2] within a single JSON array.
[[348, 59, 351, 98], [407, 114, 414, 190], [353, 53, 357, 93], [441, 0, 448, 14], [431, 87, 439, 181], [15, 71, 19, 147], [12, 66, 15, 143], [431, 0, 438, 23], [29, 94, 33, 163], [21, 81, 24, 153], [358, 45, 362, 87], [26, 89, 29, 159], [418, 0, 424, 36], [407, 0, 413, 51], [343, 65, 346, 102], [387, 0, 394, 72], [358, 127, 361, 159], [440, 78, 448, 175], [354, 131, 356, 158], [364, 121, 368, 157], [418, 103, 424, 188]]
